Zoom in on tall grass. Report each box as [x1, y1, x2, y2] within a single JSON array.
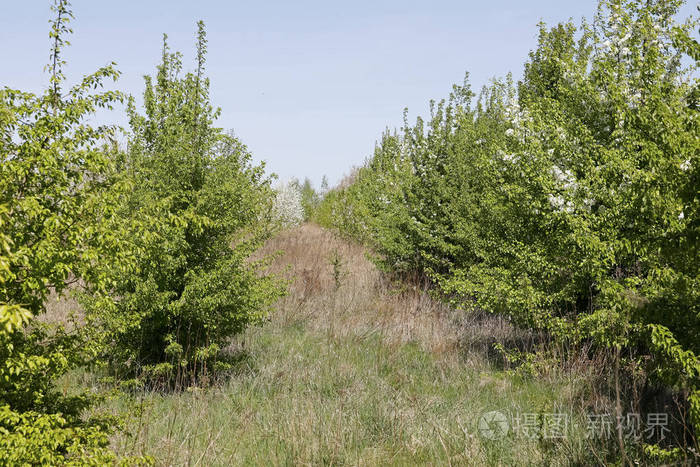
[[52, 224, 642, 465]]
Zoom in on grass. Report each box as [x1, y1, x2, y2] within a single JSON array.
[[62, 224, 623, 465], [105, 319, 587, 465]]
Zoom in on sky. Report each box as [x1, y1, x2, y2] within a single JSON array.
[[1, 1, 695, 187]]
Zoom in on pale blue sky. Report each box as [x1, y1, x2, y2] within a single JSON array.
[[1, 1, 695, 186]]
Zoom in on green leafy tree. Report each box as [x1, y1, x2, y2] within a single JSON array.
[[298, 177, 320, 221], [86, 23, 283, 386], [0, 1, 148, 463]]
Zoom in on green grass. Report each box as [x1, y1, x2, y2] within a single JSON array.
[[94, 315, 598, 466]]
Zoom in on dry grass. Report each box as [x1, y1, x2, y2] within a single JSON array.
[[254, 223, 554, 374], [255, 223, 465, 356]]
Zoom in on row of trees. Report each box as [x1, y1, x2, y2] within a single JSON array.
[[317, 0, 698, 461], [1, 1, 282, 463]]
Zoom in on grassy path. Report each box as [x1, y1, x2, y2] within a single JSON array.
[[104, 225, 596, 465]]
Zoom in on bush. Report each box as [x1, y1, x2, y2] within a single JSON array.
[[272, 180, 305, 227], [82, 23, 284, 387]]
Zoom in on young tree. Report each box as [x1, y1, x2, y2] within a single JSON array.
[[273, 180, 305, 227], [86, 23, 283, 386], [0, 1, 144, 463]]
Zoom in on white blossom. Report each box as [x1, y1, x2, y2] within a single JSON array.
[[551, 165, 577, 190], [272, 181, 304, 227], [497, 150, 518, 164], [548, 194, 565, 209]]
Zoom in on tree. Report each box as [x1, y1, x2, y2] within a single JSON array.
[[85, 23, 283, 386], [0, 1, 146, 463]]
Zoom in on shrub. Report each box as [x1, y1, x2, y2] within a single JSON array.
[[83, 23, 284, 387], [272, 180, 305, 227]]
